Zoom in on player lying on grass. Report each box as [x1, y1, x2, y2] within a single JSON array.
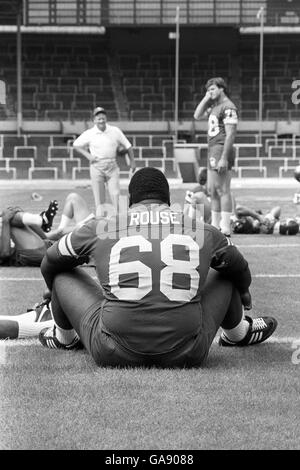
[[0, 200, 58, 267], [0, 192, 95, 268], [35, 167, 277, 367], [0, 193, 95, 339], [185, 169, 299, 235]]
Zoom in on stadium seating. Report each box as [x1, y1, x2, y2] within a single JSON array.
[[1, 33, 300, 179]]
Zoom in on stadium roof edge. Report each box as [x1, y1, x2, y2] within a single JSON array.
[[240, 26, 300, 34], [0, 25, 106, 34]]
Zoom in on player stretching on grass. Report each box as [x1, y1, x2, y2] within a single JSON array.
[[194, 77, 238, 237], [37, 167, 277, 367], [0, 193, 95, 340], [0, 200, 58, 267]]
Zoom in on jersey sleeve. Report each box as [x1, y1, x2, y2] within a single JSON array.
[[222, 107, 238, 126], [73, 130, 90, 147], [40, 220, 98, 289], [210, 227, 251, 292], [116, 128, 132, 150]]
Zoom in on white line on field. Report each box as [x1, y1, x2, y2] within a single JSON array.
[[253, 274, 300, 277], [213, 336, 300, 345], [237, 244, 300, 248], [0, 342, 6, 364], [1, 336, 299, 348], [1, 274, 300, 282]]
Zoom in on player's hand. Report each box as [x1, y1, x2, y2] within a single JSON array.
[[217, 157, 228, 174], [240, 290, 252, 310], [204, 91, 212, 101]]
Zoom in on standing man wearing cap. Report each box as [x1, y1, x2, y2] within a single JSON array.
[[194, 77, 238, 237], [73, 107, 136, 215]]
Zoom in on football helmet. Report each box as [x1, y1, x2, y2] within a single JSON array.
[[294, 165, 300, 183], [279, 218, 299, 235], [232, 217, 254, 234]]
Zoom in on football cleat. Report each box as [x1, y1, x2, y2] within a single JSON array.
[[40, 200, 59, 232], [27, 299, 52, 323], [219, 315, 278, 347], [39, 325, 83, 350]]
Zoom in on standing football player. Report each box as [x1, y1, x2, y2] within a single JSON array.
[[194, 77, 238, 237], [37, 167, 277, 367]]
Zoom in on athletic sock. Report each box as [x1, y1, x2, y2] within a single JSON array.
[[220, 211, 232, 235], [211, 211, 221, 229], [0, 310, 36, 322], [22, 213, 43, 227], [54, 324, 78, 345], [18, 320, 54, 338], [222, 317, 250, 342]]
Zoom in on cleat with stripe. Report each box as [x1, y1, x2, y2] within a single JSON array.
[[27, 298, 52, 323], [219, 315, 278, 347], [39, 325, 84, 350], [40, 200, 59, 233]]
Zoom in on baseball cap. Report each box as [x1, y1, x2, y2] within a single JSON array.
[[93, 106, 107, 117]]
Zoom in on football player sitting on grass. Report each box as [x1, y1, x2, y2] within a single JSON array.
[[32, 168, 277, 367]]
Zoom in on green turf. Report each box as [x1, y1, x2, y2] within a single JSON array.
[[0, 340, 298, 450]]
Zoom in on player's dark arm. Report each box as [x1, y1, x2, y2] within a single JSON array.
[[235, 204, 263, 222], [40, 238, 89, 290], [211, 243, 251, 295], [221, 123, 237, 161]]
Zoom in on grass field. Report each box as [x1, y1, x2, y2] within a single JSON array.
[[0, 179, 300, 450]]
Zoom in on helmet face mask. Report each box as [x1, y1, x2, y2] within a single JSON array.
[[232, 217, 253, 234]]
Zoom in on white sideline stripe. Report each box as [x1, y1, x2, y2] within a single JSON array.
[[1, 336, 299, 348], [237, 244, 300, 248], [1, 273, 300, 282], [213, 336, 300, 345], [253, 274, 300, 278], [0, 342, 6, 364], [2, 273, 300, 282]]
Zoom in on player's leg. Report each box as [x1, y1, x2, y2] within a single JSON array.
[[201, 269, 277, 348], [90, 165, 106, 216], [39, 268, 104, 351], [207, 169, 221, 229], [0, 297, 53, 339], [217, 171, 233, 236], [107, 167, 121, 211], [11, 225, 46, 251], [268, 206, 281, 220], [46, 192, 92, 239]]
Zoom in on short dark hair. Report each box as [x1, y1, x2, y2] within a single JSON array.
[[205, 77, 227, 94], [128, 167, 170, 206]]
